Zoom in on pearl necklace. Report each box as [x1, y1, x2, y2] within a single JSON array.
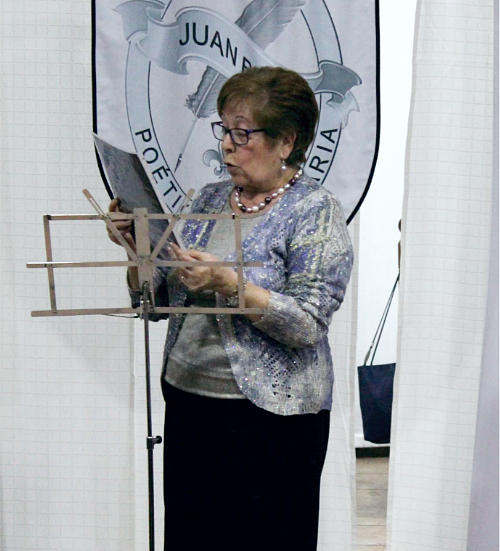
[[234, 168, 303, 213]]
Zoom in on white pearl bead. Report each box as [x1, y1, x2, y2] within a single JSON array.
[[259, 202, 266, 209], [277, 188, 285, 194], [284, 183, 290, 189], [252, 205, 259, 212], [271, 193, 278, 198]]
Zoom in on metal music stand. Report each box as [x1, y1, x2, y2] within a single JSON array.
[[27, 190, 266, 551]]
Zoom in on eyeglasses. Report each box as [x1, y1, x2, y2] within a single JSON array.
[[211, 122, 266, 145]]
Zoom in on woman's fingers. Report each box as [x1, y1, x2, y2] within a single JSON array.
[[172, 245, 218, 263], [170, 246, 229, 293], [169, 245, 206, 288], [169, 243, 189, 259], [186, 249, 207, 260], [110, 219, 133, 231], [107, 219, 132, 239], [106, 198, 135, 248], [109, 198, 121, 212], [169, 244, 198, 271]]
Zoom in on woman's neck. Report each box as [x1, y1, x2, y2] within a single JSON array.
[[239, 167, 297, 200], [231, 166, 302, 215]]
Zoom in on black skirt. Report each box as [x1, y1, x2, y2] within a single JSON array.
[[162, 381, 330, 551]]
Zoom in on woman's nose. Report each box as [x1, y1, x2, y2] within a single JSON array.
[[221, 131, 235, 153]]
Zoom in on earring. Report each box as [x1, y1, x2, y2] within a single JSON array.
[[281, 159, 287, 172]]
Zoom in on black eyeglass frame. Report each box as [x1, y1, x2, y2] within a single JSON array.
[[211, 122, 267, 145]]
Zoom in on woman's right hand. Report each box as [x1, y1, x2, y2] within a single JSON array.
[[107, 198, 136, 253]]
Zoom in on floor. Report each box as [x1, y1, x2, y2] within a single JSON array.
[[356, 455, 389, 551]]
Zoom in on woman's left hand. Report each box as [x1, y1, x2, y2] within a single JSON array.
[[169, 243, 237, 296]]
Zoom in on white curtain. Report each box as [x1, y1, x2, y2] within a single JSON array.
[[388, 1, 496, 550], [466, 4, 498, 546], [319, 217, 360, 551], [0, 2, 359, 549], [0, 2, 145, 549]]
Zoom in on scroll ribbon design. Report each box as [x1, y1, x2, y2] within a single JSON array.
[[115, 1, 361, 127]]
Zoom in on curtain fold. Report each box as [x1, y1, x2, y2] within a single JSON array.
[[466, 6, 499, 546], [388, 1, 495, 550], [318, 216, 360, 551]]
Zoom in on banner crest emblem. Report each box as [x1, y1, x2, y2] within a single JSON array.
[[93, 0, 380, 221]]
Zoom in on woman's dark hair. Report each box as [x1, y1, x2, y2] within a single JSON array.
[[217, 66, 318, 166]]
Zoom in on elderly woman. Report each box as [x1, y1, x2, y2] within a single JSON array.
[[109, 66, 353, 551]]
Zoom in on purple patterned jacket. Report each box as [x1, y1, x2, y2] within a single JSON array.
[[134, 173, 353, 415]]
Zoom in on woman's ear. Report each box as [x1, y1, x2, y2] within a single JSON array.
[[280, 131, 296, 161]]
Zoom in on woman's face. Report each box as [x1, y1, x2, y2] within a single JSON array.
[[220, 101, 294, 193]]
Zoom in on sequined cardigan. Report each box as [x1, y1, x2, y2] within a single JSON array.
[[140, 173, 353, 416]]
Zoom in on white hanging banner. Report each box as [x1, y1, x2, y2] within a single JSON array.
[[92, 0, 380, 221]]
